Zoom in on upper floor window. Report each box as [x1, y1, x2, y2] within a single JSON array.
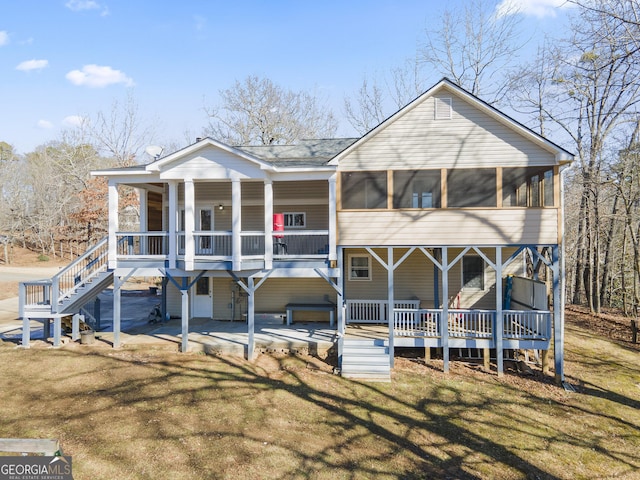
[[447, 168, 497, 207], [393, 170, 441, 209], [341, 172, 387, 209], [503, 167, 555, 207], [283, 212, 306, 228]]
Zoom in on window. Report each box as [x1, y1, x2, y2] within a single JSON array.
[[348, 254, 371, 281], [502, 167, 555, 207], [462, 256, 485, 290], [447, 168, 497, 207], [341, 172, 388, 209], [283, 212, 306, 228], [393, 170, 441, 208]]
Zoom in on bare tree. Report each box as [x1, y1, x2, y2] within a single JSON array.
[[419, 0, 524, 104], [204, 75, 337, 146]]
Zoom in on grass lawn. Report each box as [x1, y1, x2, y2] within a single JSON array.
[[0, 311, 638, 479]]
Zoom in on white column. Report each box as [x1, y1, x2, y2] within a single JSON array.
[[181, 281, 189, 353], [337, 246, 345, 367], [387, 247, 395, 368], [113, 276, 122, 348], [232, 178, 242, 271], [138, 188, 148, 255], [184, 178, 195, 271], [552, 245, 564, 383], [264, 179, 273, 270], [495, 247, 504, 376], [441, 247, 449, 373], [247, 277, 255, 361], [168, 181, 178, 269], [108, 181, 119, 269], [328, 175, 337, 262]]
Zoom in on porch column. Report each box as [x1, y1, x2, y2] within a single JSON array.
[[232, 178, 242, 271], [138, 188, 148, 251], [441, 246, 449, 373], [168, 181, 178, 269], [552, 245, 564, 383], [387, 247, 395, 368], [495, 247, 504, 376], [247, 277, 255, 361], [337, 246, 345, 368], [184, 178, 195, 271], [108, 181, 119, 269], [181, 277, 189, 353], [328, 174, 337, 262], [264, 180, 273, 270], [113, 275, 122, 348]]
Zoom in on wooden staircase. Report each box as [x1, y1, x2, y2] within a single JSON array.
[[341, 339, 391, 382]]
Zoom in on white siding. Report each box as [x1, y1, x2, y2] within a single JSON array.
[[160, 146, 267, 180], [338, 89, 556, 171], [338, 209, 559, 246]]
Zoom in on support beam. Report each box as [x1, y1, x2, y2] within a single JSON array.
[[247, 277, 255, 361], [138, 188, 148, 254], [184, 178, 195, 271], [168, 181, 178, 269], [264, 180, 273, 270], [181, 281, 189, 353], [328, 174, 337, 262], [108, 181, 119, 269], [232, 179, 242, 271], [21, 316, 30, 348], [441, 247, 449, 373], [337, 247, 345, 370], [113, 276, 122, 348], [495, 247, 504, 376], [387, 247, 395, 368], [552, 245, 564, 383]]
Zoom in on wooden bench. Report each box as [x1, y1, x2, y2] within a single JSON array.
[[286, 303, 335, 327], [0, 438, 61, 456]]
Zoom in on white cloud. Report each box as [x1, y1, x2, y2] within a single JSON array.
[[37, 120, 54, 130], [63, 115, 85, 127], [65, 64, 134, 88], [65, 0, 109, 16], [0, 31, 9, 46], [16, 59, 49, 72], [496, 0, 573, 19]]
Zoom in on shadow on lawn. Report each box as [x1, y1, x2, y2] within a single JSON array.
[[5, 346, 639, 479]]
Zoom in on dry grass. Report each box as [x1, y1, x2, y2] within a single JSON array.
[[1, 313, 639, 479]]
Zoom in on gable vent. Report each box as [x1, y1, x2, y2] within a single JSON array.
[[434, 97, 452, 120]]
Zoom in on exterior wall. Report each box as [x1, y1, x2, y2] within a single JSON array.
[[255, 278, 336, 322], [338, 209, 559, 246], [337, 89, 556, 171]]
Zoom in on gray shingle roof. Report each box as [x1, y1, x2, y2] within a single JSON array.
[[236, 138, 358, 167]]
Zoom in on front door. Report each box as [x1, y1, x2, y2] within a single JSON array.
[[192, 276, 213, 318]]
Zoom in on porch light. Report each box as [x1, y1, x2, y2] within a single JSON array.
[[218, 204, 224, 211]]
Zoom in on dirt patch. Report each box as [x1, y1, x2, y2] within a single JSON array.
[[566, 305, 640, 351]]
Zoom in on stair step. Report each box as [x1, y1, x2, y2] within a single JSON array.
[[341, 364, 390, 373], [341, 372, 391, 382]]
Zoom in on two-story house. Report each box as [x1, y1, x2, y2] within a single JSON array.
[[19, 79, 573, 383]]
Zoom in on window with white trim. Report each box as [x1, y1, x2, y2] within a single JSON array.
[[283, 212, 306, 228], [462, 255, 485, 290], [348, 254, 372, 281]]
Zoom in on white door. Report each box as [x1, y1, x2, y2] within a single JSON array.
[[192, 276, 213, 318], [197, 207, 214, 255]]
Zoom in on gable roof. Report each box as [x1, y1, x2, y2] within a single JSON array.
[[237, 138, 357, 167], [329, 78, 574, 166]]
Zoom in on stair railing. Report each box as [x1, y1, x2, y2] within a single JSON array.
[[51, 236, 110, 313]]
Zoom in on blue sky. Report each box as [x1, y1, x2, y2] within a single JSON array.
[[1, 0, 573, 154]]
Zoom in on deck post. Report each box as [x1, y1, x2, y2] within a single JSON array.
[[21, 316, 30, 348], [181, 277, 189, 353], [264, 180, 273, 269], [139, 188, 148, 255], [441, 247, 449, 373], [387, 247, 394, 368], [247, 277, 255, 361], [337, 246, 345, 369], [495, 247, 504, 376], [328, 175, 337, 262], [113, 276, 122, 348], [552, 245, 564, 383], [168, 180, 178, 269]]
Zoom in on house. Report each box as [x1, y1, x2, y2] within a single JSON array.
[[19, 79, 573, 383]]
